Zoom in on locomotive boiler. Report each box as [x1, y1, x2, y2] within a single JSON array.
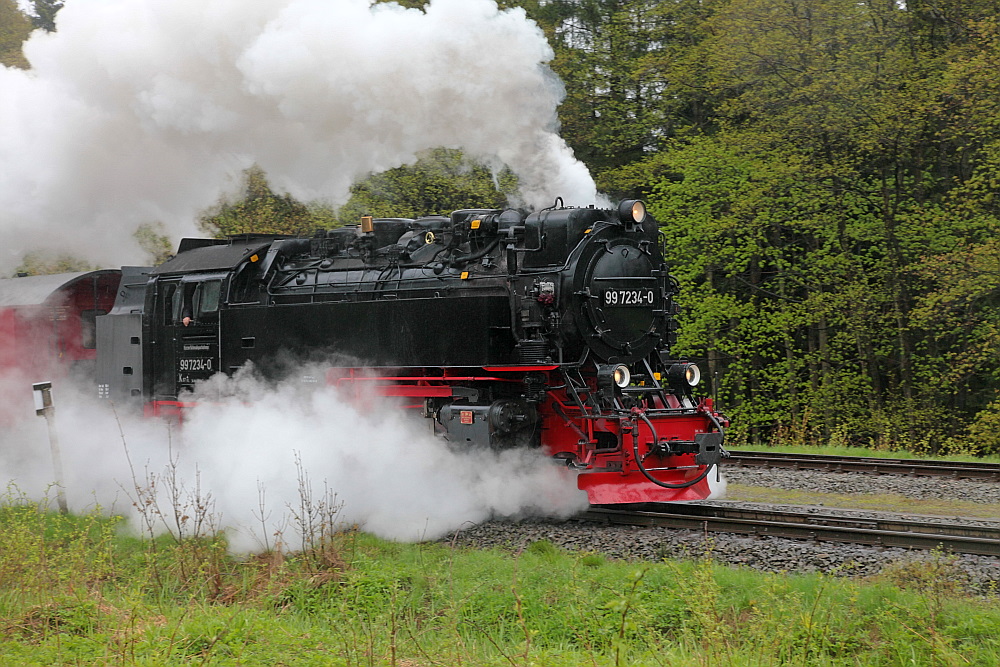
[[91, 198, 727, 504]]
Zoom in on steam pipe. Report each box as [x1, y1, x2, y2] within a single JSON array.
[[448, 237, 501, 268]]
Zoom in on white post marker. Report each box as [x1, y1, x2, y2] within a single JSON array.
[[32, 381, 68, 514]]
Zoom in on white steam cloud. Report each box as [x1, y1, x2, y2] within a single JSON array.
[[707, 467, 727, 500], [0, 0, 597, 272], [0, 367, 588, 549]]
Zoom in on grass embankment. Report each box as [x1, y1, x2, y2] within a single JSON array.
[[2, 499, 1000, 665]]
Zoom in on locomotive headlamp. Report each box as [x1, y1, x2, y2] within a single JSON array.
[[598, 364, 632, 390], [618, 199, 647, 226], [613, 364, 631, 388], [666, 363, 701, 388]]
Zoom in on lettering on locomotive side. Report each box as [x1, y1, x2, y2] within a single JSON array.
[[603, 288, 656, 307], [183, 344, 211, 352], [178, 357, 214, 373]]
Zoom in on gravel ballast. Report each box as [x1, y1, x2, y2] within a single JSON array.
[[723, 466, 1000, 505], [442, 468, 1000, 594]]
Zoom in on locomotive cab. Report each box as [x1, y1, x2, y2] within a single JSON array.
[[156, 274, 225, 394], [142, 238, 275, 407]]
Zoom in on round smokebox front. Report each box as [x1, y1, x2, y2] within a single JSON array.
[[579, 239, 661, 363]]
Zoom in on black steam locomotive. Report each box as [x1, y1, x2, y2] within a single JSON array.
[[90, 199, 726, 503]]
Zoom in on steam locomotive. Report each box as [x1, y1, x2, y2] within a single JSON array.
[[1, 199, 727, 504]]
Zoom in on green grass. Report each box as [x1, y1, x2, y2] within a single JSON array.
[[1, 496, 999, 665], [734, 443, 1000, 464]]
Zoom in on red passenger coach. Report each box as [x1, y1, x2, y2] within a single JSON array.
[[0, 270, 123, 407]]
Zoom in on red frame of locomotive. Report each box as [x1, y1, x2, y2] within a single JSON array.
[[141, 363, 725, 504]]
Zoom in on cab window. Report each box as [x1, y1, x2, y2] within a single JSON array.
[[166, 278, 223, 326], [162, 282, 179, 326], [171, 283, 196, 325], [79, 309, 106, 349], [194, 280, 222, 323]]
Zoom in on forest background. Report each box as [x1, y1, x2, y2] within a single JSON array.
[[5, 0, 1000, 455]]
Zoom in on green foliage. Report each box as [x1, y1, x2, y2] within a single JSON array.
[[966, 399, 1000, 455], [579, 551, 606, 567], [0, 488, 123, 654], [336, 147, 519, 223], [876, 550, 971, 600], [133, 222, 173, 265], [199, 151, 516, 241], [0, 0, 31, 69], [374, 0, 427, 9], [537, 0, 689, 192], [199, 165, 328, 238], [12, 252, 95, 277], [8, 225, 169, 280], [648, 133, 885, 443], [28, 0, 61, 33]]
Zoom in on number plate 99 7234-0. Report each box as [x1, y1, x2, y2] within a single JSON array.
[[603, 289, 655, 307]]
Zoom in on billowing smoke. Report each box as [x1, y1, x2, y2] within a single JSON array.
[[1, 366, 589, 549], [0, 0, 597, 272]]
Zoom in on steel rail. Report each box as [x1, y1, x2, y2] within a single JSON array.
[[727, 450, 1000, 481], [582, 504, 1000, 556]]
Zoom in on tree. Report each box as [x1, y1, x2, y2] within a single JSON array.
[[200, 151, 516, 239], [535, 0, 677, 194], [0, 0, 31, 68], [632, 0, 1000, 449], [29, 0, 62, 32], [336, 148, 519, 223], [134, 223, 174, 266], [200, 166, 330, 238], [648, 134, 892, 444]]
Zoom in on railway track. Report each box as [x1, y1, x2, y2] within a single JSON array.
[[583, 504, 1000, 556], [727, 450, 1000, 481]]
